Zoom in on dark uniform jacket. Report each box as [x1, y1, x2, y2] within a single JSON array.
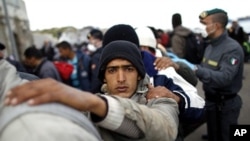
[[196, 31, 244, 96]]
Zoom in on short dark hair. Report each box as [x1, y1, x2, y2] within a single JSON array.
[[172, 13, 182, 28], [24, 46, 43, 59], [56, 41, 72, 50], [0, 42, 6, 50], [87, 29, 103, 40], [212, 13, 228, 28]]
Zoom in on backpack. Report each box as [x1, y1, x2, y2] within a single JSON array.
[[184, 32, 206, 64], [53, 61, 73, 81]]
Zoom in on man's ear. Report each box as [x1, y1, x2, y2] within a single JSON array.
[[103, 79, 107, 83]]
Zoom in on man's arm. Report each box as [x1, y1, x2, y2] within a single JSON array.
[[5, 78, 179, 141], [92, 95, 179, 141], [153, 57, 198, 86], [158, 67, 205, 121], [4, 78, 107, 118]]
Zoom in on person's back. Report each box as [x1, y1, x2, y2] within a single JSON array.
[[228, 21, 245, 45], [171, 13, 192, 58], [35, 59, 62, 81], [40, 40, 55, 61], [0, 59, 101, 141], [228, 21, 249, 62], [24, 46, 62, 81]]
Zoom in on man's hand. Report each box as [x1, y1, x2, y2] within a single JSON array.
[[4, 78, 107, 117], [146, 84, 180, 103], [154, 57, 179, 71]]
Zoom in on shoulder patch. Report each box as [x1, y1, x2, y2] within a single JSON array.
[[230, 58, 238, 65]]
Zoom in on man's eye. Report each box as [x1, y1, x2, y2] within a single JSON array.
[[107, 68, 116, 73], [126, 67, 135, 72]]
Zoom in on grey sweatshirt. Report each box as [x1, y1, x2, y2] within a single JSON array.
[[0, 60, 101, 140]]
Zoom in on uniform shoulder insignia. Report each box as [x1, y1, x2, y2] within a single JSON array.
[[230, 58, 239, 65]]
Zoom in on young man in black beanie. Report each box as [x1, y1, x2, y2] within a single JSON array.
[[102, 24, 205, 140], [5, 40, 183, 141]]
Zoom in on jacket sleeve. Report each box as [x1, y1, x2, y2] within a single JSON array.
[[175, 61, 198, 86], [92, 95, 179, 141], [196, 48, 243, 87], [158, 67, 205, 122]]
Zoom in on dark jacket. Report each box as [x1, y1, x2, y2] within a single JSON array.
[[75, 51, 91, 91], [171, 25, 192, 58], [196, 31, 244, 95], [90, 47, 103, 93], [33, 59, 62, 81], [40, 45, 55, 61]]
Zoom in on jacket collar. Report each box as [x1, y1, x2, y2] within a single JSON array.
[[210, 31, 228, 46]]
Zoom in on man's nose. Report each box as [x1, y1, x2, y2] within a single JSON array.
[[117, 69, 125, 82]]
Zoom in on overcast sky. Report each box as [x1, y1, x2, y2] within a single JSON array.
[[23, 0, 249, 31]]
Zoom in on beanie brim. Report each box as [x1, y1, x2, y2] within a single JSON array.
[[98, 40, 145, 82]]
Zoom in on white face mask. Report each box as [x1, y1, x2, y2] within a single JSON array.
[[202, 29, 208, 38], [204, 23, 216, 38], [87, 44, 97, 52]]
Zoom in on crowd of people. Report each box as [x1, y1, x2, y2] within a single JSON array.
[[0, 7, 248, 141]]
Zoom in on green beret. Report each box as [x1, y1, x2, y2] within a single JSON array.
[[199, 8, 227, 19]]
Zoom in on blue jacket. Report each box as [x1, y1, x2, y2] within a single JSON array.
[[75, 51, 91, 91], [141, 51, 205, 122]]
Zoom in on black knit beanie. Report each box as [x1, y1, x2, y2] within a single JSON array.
[[102, 24, 140, 47], [98, 40, 145, 82], [172, 13, 182, 28]]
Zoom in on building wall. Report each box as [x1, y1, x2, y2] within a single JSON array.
[[0, 0, 33, 61]]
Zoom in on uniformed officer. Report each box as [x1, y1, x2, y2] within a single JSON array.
[[194, 8, 244, 141]]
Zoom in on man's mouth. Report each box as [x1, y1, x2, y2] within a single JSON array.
[[116, 86, 128, 92]]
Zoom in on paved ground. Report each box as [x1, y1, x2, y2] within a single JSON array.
[[185, 62, 250, 141]]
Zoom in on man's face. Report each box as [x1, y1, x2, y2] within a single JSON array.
[[58, 47, 70, 59], [201, 16, 217, 38], [232, 21, 238, 29], [104, 58, 140, 98], [88, 36, 98, 48], [24, 57, 36, 68]]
